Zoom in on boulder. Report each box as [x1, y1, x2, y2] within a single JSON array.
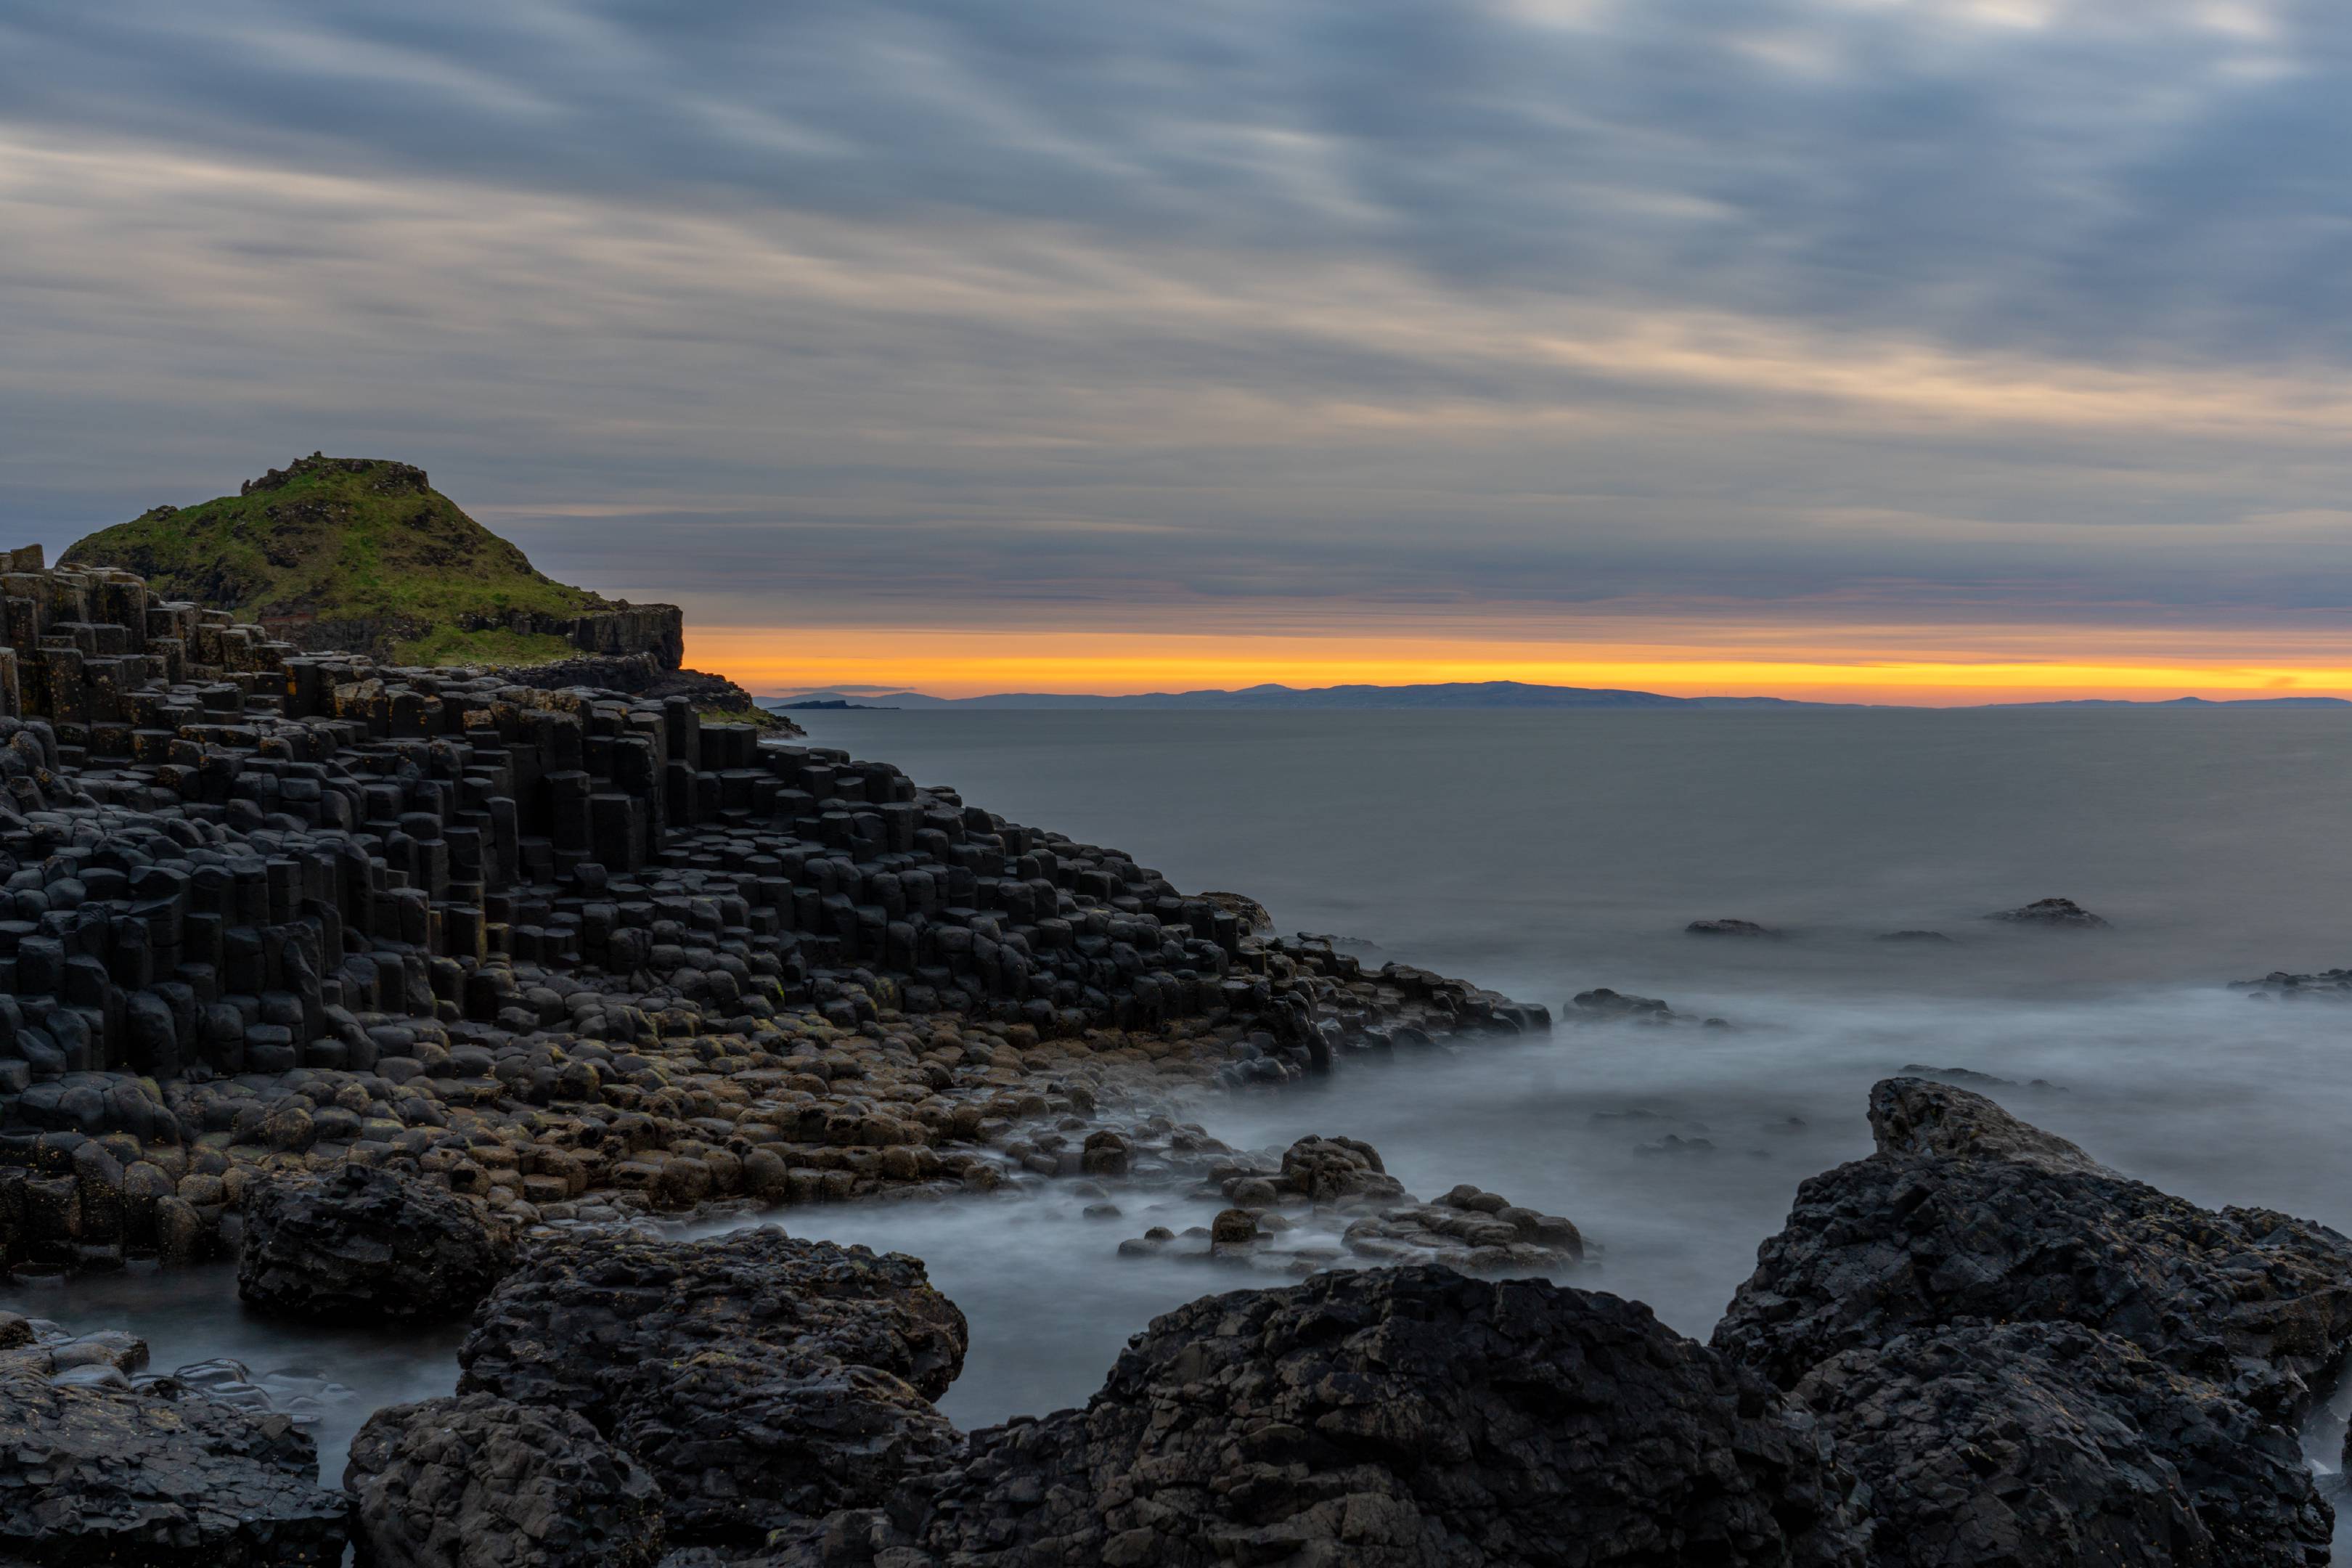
[[1715, 1078, 2352, 1402], [901, 1266, 1864, 1567], [0, 1366, 346, 1565], [458, 1227, 967, 1546], [345, 1392, 665, 1568], [1717, 1078, 2352, 1566], [1983, 897, 2109, 928], [1794, 1322, 2327, 1567], [239, 1164, 514, 1323]]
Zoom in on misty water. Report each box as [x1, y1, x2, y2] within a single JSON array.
[[14, 708, 2352, 1491]]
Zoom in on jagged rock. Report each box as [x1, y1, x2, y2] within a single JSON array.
[[458, 1227, 967, 1546], [345, 1392, 665, 1568], [0, 1365, 346, 1565], [239, 1164, 514, 1323], [1686, 918, 1779, 937], [1794, 1322, 2328, 1567], [898, 1266, 1864, 1567], [1983, 897, 2110, 928], [1199, 890, 1273, 933], [1715, 1078, 2352, 1401], [1717, 1077, 2352, 1567]]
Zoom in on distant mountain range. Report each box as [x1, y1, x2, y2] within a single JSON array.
[[761, 681, 2352, 712]]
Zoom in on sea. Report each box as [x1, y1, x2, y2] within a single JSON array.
[[16, 707, 2352, 1488]]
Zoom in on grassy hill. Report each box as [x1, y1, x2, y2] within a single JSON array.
[[62, 454, 608, 665]]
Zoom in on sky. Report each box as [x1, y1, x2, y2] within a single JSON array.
[[7, 0, 2352, 701]]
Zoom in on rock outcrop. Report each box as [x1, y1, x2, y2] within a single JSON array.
[[1716, 1077, 2352, 1566], [0, 1359, 347, 1564], [238, 1163, 514, 1322], [1983, 897, 2109, 928], [895, 1266, 1864, 1567], [458, 1228, 968, 1546], [345, 1392, 665, 1568], [0, 545, 1543, 1276]]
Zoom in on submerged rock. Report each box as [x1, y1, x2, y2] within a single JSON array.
[[1983, 897, 2110, 928], [1718, 1077, 2352, 1565], [1569, 986, 1673, 1018], [0, 1363, 346, 1565], [1686, 918, 1780, 937], [899, 1265, 1864, 1567], [239, 1164, 515, 1323], [1874, 929, 1953, 944], [459, 1227, 967, 1546], [346, 1392, 665, 1568]]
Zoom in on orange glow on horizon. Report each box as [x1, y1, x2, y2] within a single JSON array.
[[685, 624, 2352, 707]]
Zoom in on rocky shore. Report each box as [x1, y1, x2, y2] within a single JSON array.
[[9, 544, 2352, 1564], [8, 1077, 2343, 1566], [0, 545, 1543, 1286]]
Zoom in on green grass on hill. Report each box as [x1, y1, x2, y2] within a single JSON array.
[[62, 454, 606, 661]]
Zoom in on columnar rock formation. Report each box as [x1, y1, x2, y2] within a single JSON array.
[[0, 547, 1543, 1273]]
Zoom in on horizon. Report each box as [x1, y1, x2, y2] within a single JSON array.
[[15, 4, 2352, 702]]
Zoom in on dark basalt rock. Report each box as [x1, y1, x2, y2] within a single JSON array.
[[0, 1367, 346, 1565], [1717, 1078, 2352, 1567], [1983, 897, 2110, 928], [1571, 986, 1673, 1016], [1874, 929, 1952, 943], [1687, 918, 1780, 937], [1715, 1078, 2352, 1403], [897, 1265, 1865, 1568], [458, 1227, 968, 1546], [346, 1392, 665, 1568], [1794, 1322, 2329, 1568], [239, 1164, 514, 1323]]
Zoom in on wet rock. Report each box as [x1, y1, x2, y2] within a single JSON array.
[[1717, 1078, 2352, 1399], [1874, 929, 1953, 943], [1718, 1077, 2352, 1567], [0, 1364, 346, 1565], [902, 1266, 1863, 1567], [459, 1227, 967, 1546], [346, 1392, 665, 1568], [1275, 1133, 1389, 1201], [1686, 918, 1780, 937], [1794, 1322, 2328, 1567], [1984, 897, 2110, 929], [240, 1164, 515, 1323], [1199, 890, 1273, 933], [1569, 986, 1672, 1017], [1208, 1207, 1257, 1246]]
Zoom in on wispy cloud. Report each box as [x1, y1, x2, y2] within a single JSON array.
[[5, 0, 2352, 683]]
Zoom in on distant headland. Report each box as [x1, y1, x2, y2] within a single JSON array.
[[764, 681, 2352, 713]]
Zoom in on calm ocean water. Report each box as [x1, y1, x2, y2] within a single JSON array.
[[17, 709, 2352, 1483]]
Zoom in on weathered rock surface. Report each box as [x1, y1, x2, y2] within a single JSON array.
[[1983, 897, 2109, 928], [1718, 1077, 2352, 1567], [1715, 1078, 2352, 1402], [897, 1266, 1864, 1567], [346, 1392, 665, 1568], [1794, 1322, 2328, 1567], [239, 1164, 513, 1322], [0, 1363, 346, 1565], [1686, 917, 1779, 936], [459, 1227, 967, 1546]]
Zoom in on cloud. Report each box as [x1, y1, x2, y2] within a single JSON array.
[[5, 0, 2352, 658]]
